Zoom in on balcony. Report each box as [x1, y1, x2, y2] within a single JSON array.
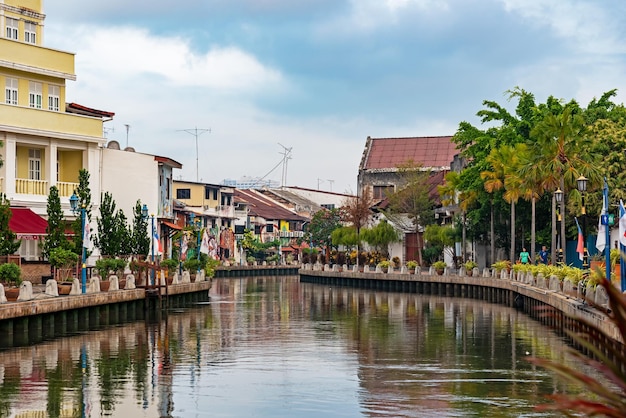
[[16, 178, 48, 195], [0, 104, 104, 140], [57, 181, 79, 197], [0, 38, 75, 79]]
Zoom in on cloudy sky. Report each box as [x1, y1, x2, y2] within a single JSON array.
[[43, 0, 626, 194]]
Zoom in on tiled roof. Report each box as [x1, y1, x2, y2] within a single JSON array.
[[66, 102, 115, 118], [360, 136, 457, 171], [234, 189, 307, 222]]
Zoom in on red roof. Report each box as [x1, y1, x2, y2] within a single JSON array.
[[361, 136, 457, 170], [9, 208, 48, 236], [66, 103, 115, 118], [234, 189, 307, 222]]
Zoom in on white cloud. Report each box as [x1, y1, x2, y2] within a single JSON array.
[[49, 25, 284, 93], [499, 0, 626, 55]]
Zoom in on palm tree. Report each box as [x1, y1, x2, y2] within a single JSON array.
[[439, 171, 478, 263], [530, 105, 601, 265]]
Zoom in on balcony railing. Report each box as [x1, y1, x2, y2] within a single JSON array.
[[16, 178, 48, 195], [57, 181, 79, 197]]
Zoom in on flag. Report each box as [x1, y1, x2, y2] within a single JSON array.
[[200, 229, 210, 255], [83, 219, 90, 249], [575, 217, 584, 261], [596, 193, 607, 253], [620, 200, 626, 247], [181, 233, 188, 261], [151, 224, 163, 255]]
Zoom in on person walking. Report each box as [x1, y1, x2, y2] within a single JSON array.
[[538, 245, 549, 264], [519, 247, 531, 264]]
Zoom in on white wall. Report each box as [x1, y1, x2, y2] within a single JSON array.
[[285, 187, 352, 209], [101, 148, 158, 219]]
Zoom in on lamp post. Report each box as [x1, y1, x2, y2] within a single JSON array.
[[555, 188, 564, 264], [577, 175, 588, 268], [69, 192, 87, 294]]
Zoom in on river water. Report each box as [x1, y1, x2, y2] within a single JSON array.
[[0, 276, 593, 417]]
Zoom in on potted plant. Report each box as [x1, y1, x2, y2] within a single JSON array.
[[160, 258, 179, 283], [464, 260, 478, 276], [432, 260, 446, 275], [246, 256, 256, 266], [377, 260, 391, 273], [0, 263, 22, 301], [49, 248, 79, 282], [492, 260, 511, 274], [406, 260, 419, 274]]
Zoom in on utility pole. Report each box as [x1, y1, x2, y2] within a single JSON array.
[[124, 124, 130, 148], [327, 179, 334, 192], [178, 127, 210, 182]]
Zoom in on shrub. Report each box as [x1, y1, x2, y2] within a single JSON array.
[[49, 248, 79, 269], [160, 258, 178, 272], [432, 260, 447, 270], [377, 260, 391, 269], [392, 256, 401, 268], [204, 258, 220, 278], [406, 260, 419, 270], [183, 258, 202, 272], [0, 263, 21, 286], [464, 260, 478, 271]]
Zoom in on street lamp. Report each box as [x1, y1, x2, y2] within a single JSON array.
[[70, 192, 87, 294], [577, 175, 588, 268], [555, 188, 564, 264]]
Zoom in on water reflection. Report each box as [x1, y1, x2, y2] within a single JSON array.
[[0, 276, 591, 417]]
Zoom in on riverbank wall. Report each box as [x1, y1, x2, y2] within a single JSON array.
[[298, 265, 623, 356]]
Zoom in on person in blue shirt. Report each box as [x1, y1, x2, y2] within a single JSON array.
[[538, 245, 549, 264]]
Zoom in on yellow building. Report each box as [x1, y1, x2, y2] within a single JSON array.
[[1, 0, 112, 259]]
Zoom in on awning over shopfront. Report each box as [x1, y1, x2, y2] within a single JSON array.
[[9, 207, 48, 240], [162, 220, 182, 230]]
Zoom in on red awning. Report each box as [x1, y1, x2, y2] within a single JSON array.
[[10, 208, 48, 238], [162, 220, 182, 230]]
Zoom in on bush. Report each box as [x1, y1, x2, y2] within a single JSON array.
[[406, 260, 419, 269], [392, 256, 401, 268], [49, 248, 79, 269], [183, 257, 202, 272], [160, 258, 178, 272], [0, 263, 21, 286], [432, 260, 447, 270], [204, 258, 221, 278]]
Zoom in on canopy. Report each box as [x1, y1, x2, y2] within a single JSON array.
[[9, 207, 48, 239]]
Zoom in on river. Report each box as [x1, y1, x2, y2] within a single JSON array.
[[0, 276, 594, 417]]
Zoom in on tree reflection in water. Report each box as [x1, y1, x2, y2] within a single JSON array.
[[0, 276, 601, 417]]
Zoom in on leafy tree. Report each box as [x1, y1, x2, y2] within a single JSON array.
[[360, 220, 399, 258], [71, 169, 92, 255], [0, 194, 20, 256], [129, 200, 150, 257], [341, 189, 375, 267], [43, 186, 69, 260], [423, 224, 457, 264], [306, 208, 342, 257], [94, 192, 129, 257], [331, 226, 358, 250]]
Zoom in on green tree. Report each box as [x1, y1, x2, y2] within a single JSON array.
[[423, 224, 457, 264], [360, 220, 399, 258], [0, 194, 20, 256], [43, 186, 69, 260], [71, 169, 92, 255], [94, 192, 129, 257], [331, 226, 358, 250], [306, 208, 342, 261], [129, 200, 150, 257], [341, 189, 375, 267]]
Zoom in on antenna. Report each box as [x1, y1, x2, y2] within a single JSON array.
[[327, 179, 334, 192], [103, 126, 114, 138], [317, 178, 324, 190], [178, 127, 211, 182], [124, 124, 130, 148], [277, 143, 292, 189]]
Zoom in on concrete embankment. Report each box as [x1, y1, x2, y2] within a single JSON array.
[[299, 266, 622, 349]]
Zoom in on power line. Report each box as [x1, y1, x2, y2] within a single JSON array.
[[178, 127, 211, 182], [277, 143, 292, 189]]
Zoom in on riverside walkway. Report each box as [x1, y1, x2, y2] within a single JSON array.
[[299, 263, 622, 349]]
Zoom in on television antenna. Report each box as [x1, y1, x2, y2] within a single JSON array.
[[178, 127, 211, 182], [278, 143, 292, 189], [327, 179, 334, 192]]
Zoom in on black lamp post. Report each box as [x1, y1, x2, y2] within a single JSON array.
[[140, 204, 153, 285], [555, 188, 564, 264], [577, 175, 588, 268], [69, 192, 87, 293]]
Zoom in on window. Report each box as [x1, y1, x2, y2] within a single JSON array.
[[321, 204, 335, 210], [266, 224, 274, 233], [213, 189, 218, 200], [48, 85, 60, 111], [5, 78, 17, 105], [29, 81, 42, 109], [235, 225, 245, 234], [24, 21, 36, 44], [373, 185, 394, 199], [28, 149, 41, 180], [176, 189, 191, 199], [6, 18, 18, 40]]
